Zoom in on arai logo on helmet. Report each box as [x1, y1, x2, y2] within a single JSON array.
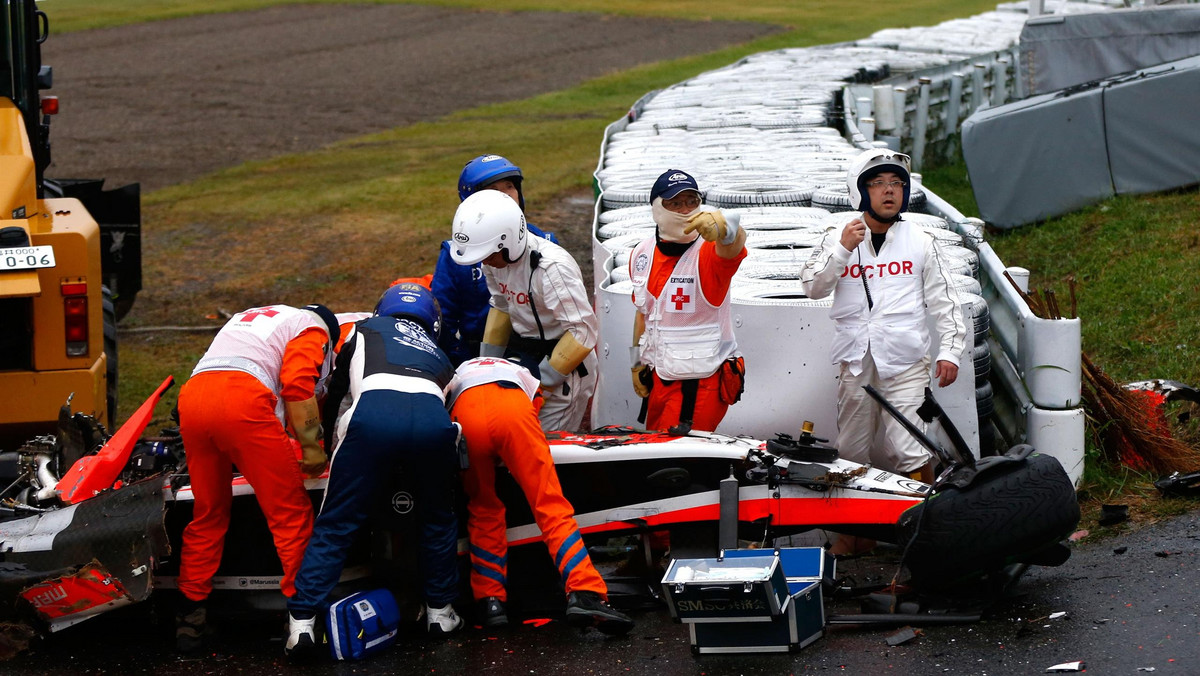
[[668, 173, 688, 182], [481, 154, 504, 163], [453, 232, 470, 243], [400, 296, 416, 303]]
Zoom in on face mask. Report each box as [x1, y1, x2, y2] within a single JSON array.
[[652, 197, 700, 243]]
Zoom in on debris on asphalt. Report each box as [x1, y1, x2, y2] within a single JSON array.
[[1154, 550, 1175, 558], [1049, 612, 1068, 620], [1098, 504, 1129, 527], [885, 627, 921, 646], [1136, 668, 1156, 672], [1046, 661, 1086, 672], [1113, 546, 1128, 555], [1069, 529, 1089, 542]]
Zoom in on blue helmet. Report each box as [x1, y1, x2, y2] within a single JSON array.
[[458, 154, 525, 210], [375, 283, 442, 339]]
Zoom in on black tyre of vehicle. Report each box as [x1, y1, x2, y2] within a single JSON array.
[[897, 452, 1080, 589], [102, 285, 118, 430]]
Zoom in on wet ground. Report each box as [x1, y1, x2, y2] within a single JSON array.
[[6, 511, 1198, 674]]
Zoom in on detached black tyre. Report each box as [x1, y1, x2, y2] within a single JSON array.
[[102, 285, 118, 430], [897, 452, 1079, 590]]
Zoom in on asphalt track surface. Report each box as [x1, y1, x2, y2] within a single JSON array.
[[4, 511, 1199, 674]]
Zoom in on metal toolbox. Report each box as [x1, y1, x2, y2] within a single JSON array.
[[674, 547, 828, 654], [661, 554, 788, 622]]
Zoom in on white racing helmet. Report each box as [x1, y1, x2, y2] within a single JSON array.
[[846, 148, 912, 218], [449, 190, 528, 265]]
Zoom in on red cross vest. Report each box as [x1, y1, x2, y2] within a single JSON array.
[[192, 304, 333, 423], [447, 356, 541, 409], [629, 238, 737, 380]]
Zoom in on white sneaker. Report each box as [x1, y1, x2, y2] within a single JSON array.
[[284, 612, 319, 658], [424, 603, 464, 635]]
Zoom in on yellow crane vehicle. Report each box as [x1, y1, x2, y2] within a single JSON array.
[[0, 0, 140, 452]]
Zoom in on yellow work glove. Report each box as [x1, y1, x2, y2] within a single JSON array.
[[480, 308, 513, 357], [632, 363, 651, 398], [285, 396, 326, 478], [537, 332, 593, 389], [684, 210, 728, 243]]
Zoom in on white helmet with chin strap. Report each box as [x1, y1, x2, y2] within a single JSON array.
[[846, 148, 912, 221], [449, 190, 528, 265]]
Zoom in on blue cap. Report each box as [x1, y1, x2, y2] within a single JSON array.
[[650, 170, 700, 203]]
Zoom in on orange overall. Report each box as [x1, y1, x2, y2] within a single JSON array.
[[176, 328, 326, 601], [451, 382, 606, 601]]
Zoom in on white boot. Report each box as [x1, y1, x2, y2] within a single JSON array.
[[285, 612, 319, 658], [424, 603, 464, 635]]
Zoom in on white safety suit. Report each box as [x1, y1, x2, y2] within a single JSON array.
[[485, 236, 599, 431], [800, 216, 967, 472]]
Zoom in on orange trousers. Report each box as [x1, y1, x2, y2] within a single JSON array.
[[452, 383, 606, 602], [176, 371, 314, 601], [645, 370, 728, 432]]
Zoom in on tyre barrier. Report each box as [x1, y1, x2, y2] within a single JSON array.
[[976, 379, 994, 421], [733, 263, 807, 284], [949, 273, 982, 298], [597, 221, 654, 240], [598, 205, 652, 224], [811, 186, 854, 212], [896, 451, 1080, 589], [973, 339, 991, 381], [706, 183, 816, 208], [962, 292, 990, 339], [941, 255, 975, 278], [942, 246, 980, 279]]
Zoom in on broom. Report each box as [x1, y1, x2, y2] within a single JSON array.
[[1004, 272, 1200, 474]]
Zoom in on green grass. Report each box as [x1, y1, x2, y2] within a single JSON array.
[[922, 158, 1200, 386]]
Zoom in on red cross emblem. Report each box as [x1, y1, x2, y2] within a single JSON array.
[[670, 288, 691, 311], [238, 308, 280, 322]]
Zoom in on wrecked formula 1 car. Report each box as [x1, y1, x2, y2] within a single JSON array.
[[0, 378, 1079, 632], [158, 385, 1080, 612], [0, 377, 176, 632]]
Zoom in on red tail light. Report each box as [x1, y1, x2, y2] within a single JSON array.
[[63, 282, 88, 357], [41, 96, 59, 115]]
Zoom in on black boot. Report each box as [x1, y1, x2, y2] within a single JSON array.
[[476, 596, 508, 628], [565, 591, 634, 636], [175, 597, 210, 654]]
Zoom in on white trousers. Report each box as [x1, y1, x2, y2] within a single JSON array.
[[836, 349, 932, 474]]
